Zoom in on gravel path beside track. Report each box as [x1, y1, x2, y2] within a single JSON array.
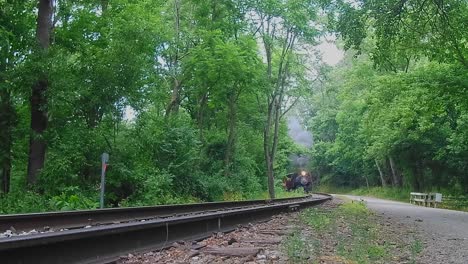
[[341, 195, 468, 264], [120, 198, 418, 264]]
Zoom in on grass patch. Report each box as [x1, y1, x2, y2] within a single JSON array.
[[292, 201, 395, 264], [410, 239, 423, 264], [335, 203, 387, 263], [283, 230, 313, 263], [299, 208, 332, 231]]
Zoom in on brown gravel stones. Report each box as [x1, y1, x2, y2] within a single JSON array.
[[120, 213, 295, 264]]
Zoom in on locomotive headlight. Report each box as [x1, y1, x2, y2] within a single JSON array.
[[301, 171, 306, 176]]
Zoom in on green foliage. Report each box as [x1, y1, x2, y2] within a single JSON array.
[[0, 187, 98, 214], [115, 168, 177, 206], [49, 186, 98, 211], [0, 191, 50, 214], [2, 0, 465, 214], [329, 0, 468, 69], [309, 58, 468, 193]]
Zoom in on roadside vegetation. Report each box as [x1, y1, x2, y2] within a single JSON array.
[[318, 186, 468, 212], [0, 184, 304, 214], [283, 201, 423, 263], [306, 1, 468, 198], [309, 61, 468, 196]]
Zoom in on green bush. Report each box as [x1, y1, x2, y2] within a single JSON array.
[[0, 191, 51, 214], [50, 191, 98, 211]]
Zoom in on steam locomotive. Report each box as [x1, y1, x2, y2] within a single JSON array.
[[283, 170, 315, 193]]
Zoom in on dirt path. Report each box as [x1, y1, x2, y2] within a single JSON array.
[[341, 195, 468, 263]]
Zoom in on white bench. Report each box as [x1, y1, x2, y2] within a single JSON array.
[[410, 192, 442, 208], [426, 193, 443, 208]]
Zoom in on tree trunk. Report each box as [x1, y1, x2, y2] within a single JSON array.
[[166, 79, 180, 116], [166, 0, 181, 116], [27, 80, 48, 186], [263, 98, 275, 199], [388, 156, 401, 187], [411, 161, 423, 191], [197, 92, 208, 143], [0, 88, 14, 193], [263, 133, 274, 199], [266, 158, 275, 199], [101, 0, 108, 11], [375, 159, 386, 187], [27, 0, 53, 186], [263, 149, 275, 199], [1, 158, 11, 194], [224, 92, 237, 177], [363, 175, 370, 189], [267, 101, 283, 199]]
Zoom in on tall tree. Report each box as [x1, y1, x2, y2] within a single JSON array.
[[0, 2, 15, 193], [251, 0, 319, 198], [26, 0, 54, 185], [1, 0, 35, 193], [375, 159, 386, 187], [0, 88, 14, 193], [165, 0, 183, 116]]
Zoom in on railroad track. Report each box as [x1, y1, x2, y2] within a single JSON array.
[[0, 193, 331, 264]]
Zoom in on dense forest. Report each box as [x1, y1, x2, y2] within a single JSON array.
[[0, 0, 467, 213], [308, 0, 468, 194]]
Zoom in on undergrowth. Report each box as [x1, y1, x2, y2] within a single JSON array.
[[1, 185, 307, 214]]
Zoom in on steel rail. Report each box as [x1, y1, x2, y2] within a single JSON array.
[[0, 194, 332, 264], [0, 196, 308, 233]]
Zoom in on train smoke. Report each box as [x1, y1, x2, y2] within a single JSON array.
[[287, 117, 313, 148], [289, 154, 309, 167], [287, 117, 313, 169]]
